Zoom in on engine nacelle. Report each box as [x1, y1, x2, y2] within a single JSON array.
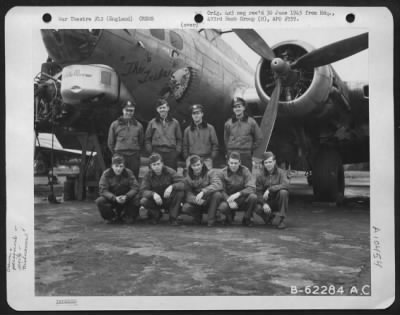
[[255, 40, 334, 117], [61, 64, 132, 105]]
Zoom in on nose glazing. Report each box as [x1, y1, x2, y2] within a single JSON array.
[[41, 29, 101, 63]]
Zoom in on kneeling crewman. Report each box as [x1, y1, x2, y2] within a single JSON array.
[[255, 151, 289, 229], [96, 154, 140, 224], [182, 155, 223, 227], [139, 153, 185, 225], [217, 151, 258, 226]]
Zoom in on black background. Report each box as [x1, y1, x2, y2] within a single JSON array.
[[1, 0, 399, 314]]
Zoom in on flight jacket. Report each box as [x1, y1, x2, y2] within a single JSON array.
[[218, 165, 255, 197], [256, 166, 289, 203], [224, 114, 262, 153], [183, 121, 219, 159], [145, 114, 182, 153], [184, 165, 223, 203], [99, 168, 139, 201], [107, 116, 144, 154], [140, 165, 185, 199]]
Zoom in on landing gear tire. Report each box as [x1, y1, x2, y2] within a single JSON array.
[[312, 149, 344, 205]]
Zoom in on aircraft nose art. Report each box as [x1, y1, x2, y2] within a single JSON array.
[[40, 29, 101, 64]]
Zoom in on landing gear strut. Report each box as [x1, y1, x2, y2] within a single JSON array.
[[305, 170, 312, 186], [312, 148, 345, 205]]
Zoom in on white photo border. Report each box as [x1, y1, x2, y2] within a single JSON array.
[[5, 6, 395, 310]]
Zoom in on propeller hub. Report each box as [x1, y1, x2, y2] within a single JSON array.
[[271, 58, 290, 75]]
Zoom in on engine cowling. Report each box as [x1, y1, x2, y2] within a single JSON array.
[[255, 40, 334, 117], [61, 64, 132, 105]]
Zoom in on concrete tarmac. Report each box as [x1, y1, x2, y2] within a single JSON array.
[[34, 171, 370, 296]]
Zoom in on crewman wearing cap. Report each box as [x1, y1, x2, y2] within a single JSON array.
[[183, 104, 219, 169], [224, 97, 262, 171], [145, 99, 182, 170], [139, 153, 185, 225], [107, 100, 144, 179], [217, 151, 258, 226], [182, 155, 223, 227], [96, 154, 140, 224], [255, 151, 289, 229]]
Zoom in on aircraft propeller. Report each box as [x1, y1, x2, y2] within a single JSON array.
[[232, 29, 275, 61], [232, 29, 368, 159]]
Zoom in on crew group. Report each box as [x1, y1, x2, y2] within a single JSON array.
[[96, 98, 289, 229]]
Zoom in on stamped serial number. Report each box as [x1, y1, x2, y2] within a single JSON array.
[[291, 285, 370, 296], [56, 299, 77, 305]]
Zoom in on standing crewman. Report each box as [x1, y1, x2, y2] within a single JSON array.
[[145, 99, 182, 170], [183, 104, 219, 169], [217, 151, 258, 226], [95, 154, 140, 224], [224, 97, 262, 171], [107, 100, 144, 179], [255, 151, 289, 229], [139, 153, 185, 225], [182, 155, 223, 227]]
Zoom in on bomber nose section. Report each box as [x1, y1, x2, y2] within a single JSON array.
[[40, 29, 101, 64]]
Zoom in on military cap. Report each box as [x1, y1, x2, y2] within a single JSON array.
[[149, 153, 162, 164], [111, 154, 125, 165], [188, 155, 202, 165], [155, 99, 168, 108], [262, 151, 275, 161], [123, 100, 136, 109], [190, 104, 204, 113], [232, 97, 247, 107], [227, 151, 241, 161]]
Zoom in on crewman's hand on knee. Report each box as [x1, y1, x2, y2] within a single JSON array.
[[164, 185, 173, 198], [263, 190, 270, 201], [153, 193, 163, 205], [228, 201, 238, 209], [263, 203, 271, 214]]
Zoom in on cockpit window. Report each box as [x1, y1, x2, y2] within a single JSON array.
[[170, 31, 183, 50], [150, 29, 165, 40]]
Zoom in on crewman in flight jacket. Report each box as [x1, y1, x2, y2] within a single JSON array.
[[183, 104, 219, 169], [255, 151, 289, 229], [96, 154, 140, 224], [145, 99, 182, 170], [182, 155, 223, 226], [224, 97, 262, 171], [217, 151, 258, 226], [139, 153, 185, 225], [107, 100, 144, 178]]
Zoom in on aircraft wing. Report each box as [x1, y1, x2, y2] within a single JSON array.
[[35, 133, 96, 156]]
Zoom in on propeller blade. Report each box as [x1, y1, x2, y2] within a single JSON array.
[[291, 32, 368, 69], [233, 29, 275, 61], [253, 78, 281, 159]]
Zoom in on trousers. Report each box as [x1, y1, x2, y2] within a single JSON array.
[[182, 191, 222, 224], [140, 190, 184, 222], [218, 193, 258, 223], [95, 196, 139, 222], [255, 190, 289, 223]]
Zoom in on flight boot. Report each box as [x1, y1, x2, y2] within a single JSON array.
[[277, 217, 286, 229], [241, 217, 254, 227]]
